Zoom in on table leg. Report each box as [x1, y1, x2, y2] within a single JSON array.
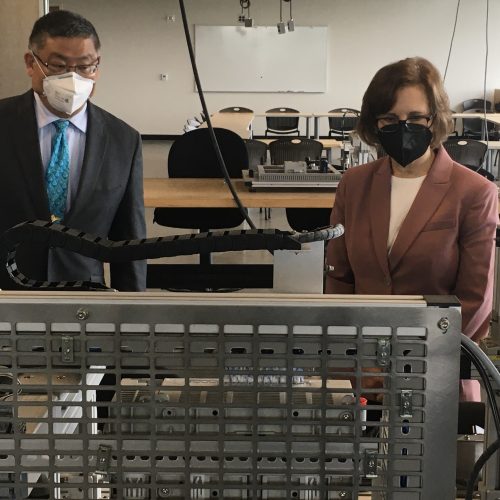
[[314, 116, 320, 139]]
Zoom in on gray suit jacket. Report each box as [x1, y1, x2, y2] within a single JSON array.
[[0, 90, 146, 291]]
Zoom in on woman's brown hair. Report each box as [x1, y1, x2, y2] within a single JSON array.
[[357, 57, 453, 148]]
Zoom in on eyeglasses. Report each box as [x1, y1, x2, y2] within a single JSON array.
[[31, 51, 100, 77], [376, 113, 434, 133]]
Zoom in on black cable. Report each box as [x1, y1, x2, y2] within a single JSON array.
[[443, 0, 460, 83], [482, 0, 490, 146], [464, 437, 500, 500], [461, 343, 500, 438], [0, 220, 345, 290], [460, 339, 500, 500], [280, 0, 283, 22], [178, 0, 256, 230]]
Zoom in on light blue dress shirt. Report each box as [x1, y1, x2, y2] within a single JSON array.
[[34, 92, 87, 213]]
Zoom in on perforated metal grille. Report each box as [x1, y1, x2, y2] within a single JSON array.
[[0, 293, 461, 499]]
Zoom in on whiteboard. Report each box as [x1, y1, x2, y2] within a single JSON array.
[[195, 25, 328, 93]]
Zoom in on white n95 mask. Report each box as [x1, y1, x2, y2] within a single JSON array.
[[43, 72, 94, 115]]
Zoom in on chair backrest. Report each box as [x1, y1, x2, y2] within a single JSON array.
[[154, 128, 248, 232], [269, 138, 323, 165], [219, 106, 254, 113], [244, 139, 268, 169], [443, 139, 487, 169], [265, 107, 300, 134], [463, 99, 492, 112], [328, 108, 360, 138], [168, 127, 248, 178], [461, 99, 494, 136]]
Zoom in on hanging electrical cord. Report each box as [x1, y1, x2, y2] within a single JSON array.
[[239, 0, 244, 21], [178, 0, 256, 230], [287, 0, 294, 31], [482, 0, 490, 148], [443, 0, 460, 83], [239, 0, 252, 26]]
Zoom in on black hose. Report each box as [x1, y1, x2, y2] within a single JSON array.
[[460, 339, 500, 500], [461, 343, 500, 438], [464, 437, 500, 500], [178, 0, 256, 230]]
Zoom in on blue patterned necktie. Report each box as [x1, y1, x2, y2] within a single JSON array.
[[46, 119, 70, 223]]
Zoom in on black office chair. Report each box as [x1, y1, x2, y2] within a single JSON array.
[[219, 106, 254, 113], [269, 138, 331, 231], [269, 137, 322, 165], [328, 108, 360, 140], [265, 107, 300, 136], [461, 99, 498, 140], [443, 138, 493, 180], [244, 139, 268, 170], [153, 127, 249, 266]]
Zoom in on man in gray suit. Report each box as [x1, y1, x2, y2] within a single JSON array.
[[0, 10, 146, 291]]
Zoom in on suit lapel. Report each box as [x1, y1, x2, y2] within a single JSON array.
[[388, 147, 453, 271], [12, 91, 50, 217], [65, 102, 107, 222], [369, 158, 392, 277]]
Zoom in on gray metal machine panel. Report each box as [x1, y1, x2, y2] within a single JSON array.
[[0, 293, 461, 499]]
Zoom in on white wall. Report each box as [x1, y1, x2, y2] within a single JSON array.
[[38, 0, 500, 134], [0, 0, 42, 98]]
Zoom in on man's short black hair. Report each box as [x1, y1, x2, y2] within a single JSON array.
[[29, 10, 101, 51]]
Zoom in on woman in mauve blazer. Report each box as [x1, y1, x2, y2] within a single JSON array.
[[325, 57, 498, 400]]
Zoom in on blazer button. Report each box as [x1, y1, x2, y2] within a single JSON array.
[[384, 276, 391, 286]]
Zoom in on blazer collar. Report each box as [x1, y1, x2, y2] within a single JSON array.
[[388, 146, 453, 271], [369, 157, 392, 276]]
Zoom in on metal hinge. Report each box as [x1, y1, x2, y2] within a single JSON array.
[[400, 390, 413, 418], [61, 336, 74, 363], [96, 444, 112, 474], [376, 338, 391, 367], [364, 449, 378, 478]]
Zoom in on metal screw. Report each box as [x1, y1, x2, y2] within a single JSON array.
[[339, 491, 348, 498], [160, 488, 170, 496], [340, 411, 353, 421], [437, 317, 449, 332], [76, 308, 89, 321]]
